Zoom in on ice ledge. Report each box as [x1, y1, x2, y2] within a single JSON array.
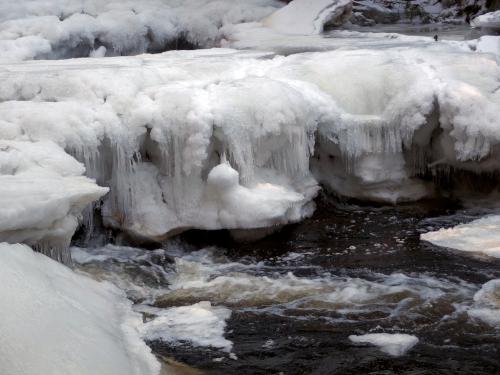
[[0, 140, 108, 263]]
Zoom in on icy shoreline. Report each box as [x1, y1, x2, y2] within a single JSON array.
[[1, 42, 499, 248]]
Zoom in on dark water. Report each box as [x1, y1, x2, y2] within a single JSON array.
[[74, 196, 500, 374]]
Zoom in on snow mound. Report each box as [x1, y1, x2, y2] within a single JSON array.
[[140, 302, 233, 352], [0, 140, 108, 263], [472, 11, 500, 30], [263, 0, 352, 35], [349, 333, 419, 356], [468, 279, 500, 327], [207, 162, 306, 228], [421, 215, 500, 259], [0, 243, 160, 375], [0, 0, 282, 61]]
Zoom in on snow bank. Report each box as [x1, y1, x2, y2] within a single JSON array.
[[263, 0, 352, 35], [468, 279, 500, 327], [472, 11, 500, 30], [140, 302, 233, 352], [349, 333, 419, 356], [0, 140, 108, 262], [0, 0, 282, 61], [421, 215, 500, 259], [0, 243, 160, 375]]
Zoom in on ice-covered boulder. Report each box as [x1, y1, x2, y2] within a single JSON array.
[[263, 0, 353, 35], [472, 11, 500, 30], [0, 243, 160, 375], [0, 140, 108, 262]]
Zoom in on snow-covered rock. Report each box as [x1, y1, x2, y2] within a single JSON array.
[[0, 140, 108, 262], [349, 333, 419, 356], [263, 0, 353, 35], [472, 10, 500, 30], [0, 242, 160, 375], [421, 215, 500, 258]]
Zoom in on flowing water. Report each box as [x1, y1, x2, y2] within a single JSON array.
[[73, 196, 500, 374], [71, 26, 500, 375]]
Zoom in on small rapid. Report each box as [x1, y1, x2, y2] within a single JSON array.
[[72, 198, 500, 374]]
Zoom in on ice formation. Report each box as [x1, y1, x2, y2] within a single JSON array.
[[263, 0, 353, 35], [0, 243, 160, 375], [472, 10, 500, 30], [421, 215, 500, 258], [0, 0, 283, 61], [468, 279, 500, 327], [1, 41, 499, 242], [0, 140, 108, 262], [140, 302, 233, 352], [349, 333, 419, 356], [1, 0, 500, 246]]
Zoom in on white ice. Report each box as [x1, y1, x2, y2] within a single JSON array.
[[468, 279, 500, 327], [0, 140, 108, 262], [140, 302, 233, 352], [349, 333, 419, 356], [472, 11, 500, 30], [263, 0, 352, 35], [0, 242, 160, 375], [421, 215, 500, 259], [0, 43, 499, 240]]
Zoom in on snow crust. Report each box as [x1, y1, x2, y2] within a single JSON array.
[[0, 242, 160, 375], [0, 0, 283, 61], [0, 140, 108, 262], [140, 302, 233, 352], [421, 215, 500, 258], [263, 0, 353, 35], [472, 11, 500, 30], [349, 333, 419, 356]]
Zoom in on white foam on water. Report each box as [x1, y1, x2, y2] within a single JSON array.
[[158, 248, 475, 320]]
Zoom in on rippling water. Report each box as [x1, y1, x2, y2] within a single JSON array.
[[72, 197, 500, 374]]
